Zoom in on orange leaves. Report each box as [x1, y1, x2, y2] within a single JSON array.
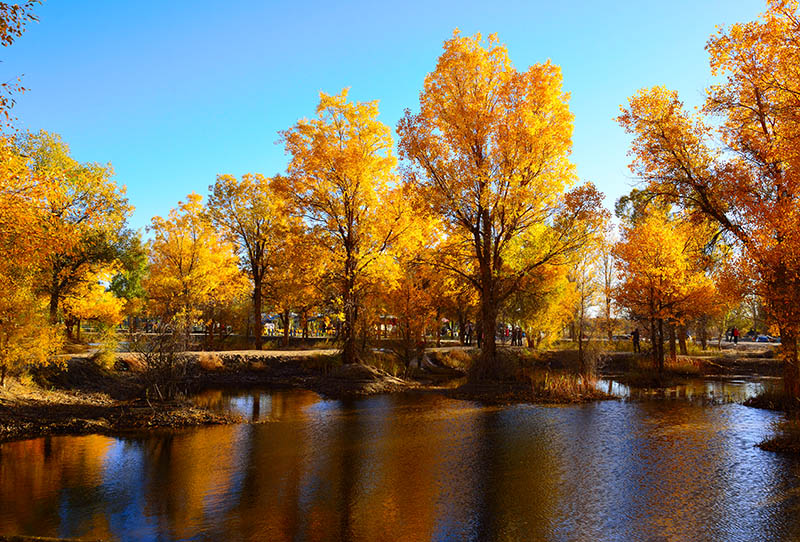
[[618, 2, 800, 360], [398, 31, 607, 371], [614, 212, 718, 326]]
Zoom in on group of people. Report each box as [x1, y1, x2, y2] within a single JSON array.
[[725, 327, 741, 344], [508, 326, 525, 346], [463, 322, 524, 347]]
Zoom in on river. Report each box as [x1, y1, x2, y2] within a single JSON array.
[[1, 379, 799, 541]]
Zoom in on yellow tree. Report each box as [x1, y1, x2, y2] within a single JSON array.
[[506, 266, 576, 349], [61, 265, 126, 341], [0, 135, 62, 384], [614, 212, 717, 371], [145, 193, 247, 337], [0, 280, 61, 386], [262, 222, 327, 347], [12, 131, 132, 326], [206, 173, 292, 349], [280, 89, 405, 363], [618, 1, 800, 396], [398, 31, 605, 377]]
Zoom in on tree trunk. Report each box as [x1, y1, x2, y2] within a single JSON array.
[[253, 276, 263, 350], [0, 365, 5, 387], [436, 308, 442, 347], [678, 324, 688, 355], [65, 316, 75, 341], [342, 286, 357, 364], [341, 240, 360, 363], [651, 317, 658, 368], [49, 275, 59, 324], [657, 318, 665, 373], [699, 319, 708, 350], [782, 327, 800, 401], [668, 324, 677, 360], [282, 309, 290, 347]]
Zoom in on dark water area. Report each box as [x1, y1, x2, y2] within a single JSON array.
[[1, 384, 800, 541]]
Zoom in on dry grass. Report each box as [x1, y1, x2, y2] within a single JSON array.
[[758, 419, 800, 453], [365, 351, 406, 377], [197, 352, 224, 371], [528, 369, 598, 398], [432, 349, 476, 369]]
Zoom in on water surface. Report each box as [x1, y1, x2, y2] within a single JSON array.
[[1, 386, 799, 541]]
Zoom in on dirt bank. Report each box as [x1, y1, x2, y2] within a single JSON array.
[[0, 378, 239, 444], [0, 351, 431, 443]]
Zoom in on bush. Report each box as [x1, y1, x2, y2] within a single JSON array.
[[91, 325, 120, 369], [129, 327, 190, 401]]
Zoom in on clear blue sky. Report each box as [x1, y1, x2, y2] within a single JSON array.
[[3, 0, 763, 232]]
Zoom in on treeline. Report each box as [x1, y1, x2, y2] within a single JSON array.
[[2, 2, 800, 399]]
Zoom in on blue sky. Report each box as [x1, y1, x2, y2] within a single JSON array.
[[2, 0, 763, 232]]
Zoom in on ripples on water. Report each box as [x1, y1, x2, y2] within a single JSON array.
[[1, 386, 799, 542]]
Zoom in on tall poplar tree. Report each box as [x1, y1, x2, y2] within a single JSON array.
[[398, 31, 604, 378]]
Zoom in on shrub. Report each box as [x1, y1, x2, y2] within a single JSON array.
[[129, 327, 190, 401]]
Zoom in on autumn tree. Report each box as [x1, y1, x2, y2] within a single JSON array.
[[598, 228, 617, 342], [280, 89, 405, 364], [0, 281, 61, 386], [504, 264, 576, 350], [614, 212, 717, 371], [398, 31, 605, 378], [12, 131, 132, 328], [108, 230, 149, 330], [145, 193, 247, 343], [206, 173, 292, 349], [261, 222, 327, 347], [0, 135, 61, 384], [61, 265, 125, 342], [618, 0, 800, 397], [568, 248, 602, 374]]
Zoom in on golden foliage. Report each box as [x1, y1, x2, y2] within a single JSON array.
[[280, 89, 406, 362], [618, 1, 800, 392], [145, 193, 248, 326]]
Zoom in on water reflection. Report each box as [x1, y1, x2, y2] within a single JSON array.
[[598, 376, 781, 404], [1, 389, 800, 541]]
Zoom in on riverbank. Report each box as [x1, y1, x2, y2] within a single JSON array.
[[0, 376, 239, 444], [0, 345, 786, 444], [0, 350, 437, 443]]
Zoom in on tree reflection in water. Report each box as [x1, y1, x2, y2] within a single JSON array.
[[1, 389, 800, 541]]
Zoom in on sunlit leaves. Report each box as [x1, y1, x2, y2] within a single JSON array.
[[145, 193, 247, 328], [398, 31, 606, 374], [618, 1, 800, 392]]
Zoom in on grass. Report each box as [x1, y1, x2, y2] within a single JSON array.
[[362, 350, 405, 377], [296, 352, 342, 374], [528, 369, 601, 401], [757, 418, 800, 454]]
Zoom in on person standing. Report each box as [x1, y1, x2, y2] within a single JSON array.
[[733, 327, 739, 345], [632, 328, 640, 353]]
